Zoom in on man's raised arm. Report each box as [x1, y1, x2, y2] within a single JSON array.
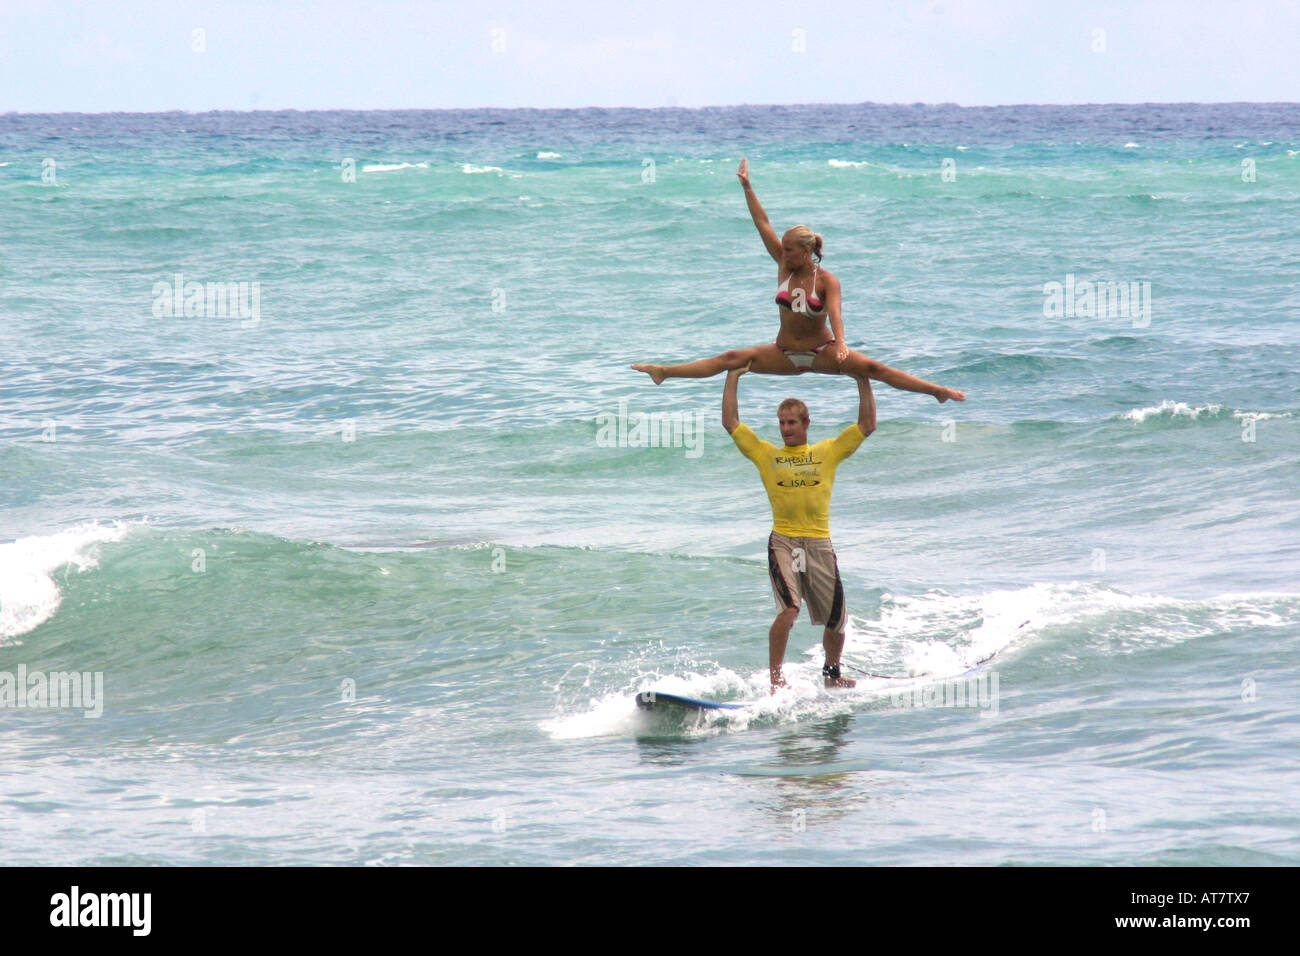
[[857, 375, 878, 436], [722, 363, 749, 434]]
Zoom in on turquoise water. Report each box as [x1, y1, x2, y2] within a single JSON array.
[[1, 104, 1297, 864]]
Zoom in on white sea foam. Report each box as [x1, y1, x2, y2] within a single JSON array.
[[1232, 410, 1293, 422], [540, 580, 1299, 739], [854, 581, 1300, 672], [535, 152, 562, 159], [0, 522, 131, 642], [547, 576, 1061, 739], [461, 164, 504, 174], [541, 663, 845, 739], [361, 162, 429, 173], [543, 587, 1043, 739], [844, 583, 1045, 676], [1026, 582, 1297, 654], [543, 665, 756, 738], [1121, 400, 1223, 422], [828, 159, 868, 168]]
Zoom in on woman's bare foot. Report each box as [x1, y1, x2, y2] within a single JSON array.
[[936, 387, 966, 402], [631, 363, 666, 384]]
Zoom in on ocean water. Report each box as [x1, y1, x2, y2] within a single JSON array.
[[1, 103, 1297, 865]]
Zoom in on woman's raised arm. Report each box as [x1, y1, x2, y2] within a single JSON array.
[[738, 159, 782, 262]]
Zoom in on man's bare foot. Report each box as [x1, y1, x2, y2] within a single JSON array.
[[631, 363, 666, 384], [936, 387, 966, 402]]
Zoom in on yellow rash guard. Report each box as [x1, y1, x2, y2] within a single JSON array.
[[730, 422, 865, 538]]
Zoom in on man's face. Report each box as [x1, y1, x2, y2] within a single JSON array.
[[778, 410, 809, 446]]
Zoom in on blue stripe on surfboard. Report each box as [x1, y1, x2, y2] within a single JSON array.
[[635, 691, 748, 711]]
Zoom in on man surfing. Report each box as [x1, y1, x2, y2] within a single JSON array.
[[722, 363, 876, 692]]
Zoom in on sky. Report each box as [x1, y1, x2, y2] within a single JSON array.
[[2, 0, 1298, 113]]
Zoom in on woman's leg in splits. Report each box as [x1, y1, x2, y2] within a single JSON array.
[[817, 348, 965, 402], [632, 343, 798, 383]]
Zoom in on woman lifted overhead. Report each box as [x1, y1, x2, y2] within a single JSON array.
[[632, 158, 965, 403]]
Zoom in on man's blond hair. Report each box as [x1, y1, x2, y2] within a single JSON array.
[[777, 398, 809, 422]]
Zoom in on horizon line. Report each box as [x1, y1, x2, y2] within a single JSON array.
[[5, 99, 1299, 118]]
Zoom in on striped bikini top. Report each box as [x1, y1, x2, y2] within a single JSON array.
[[776, 266, 827, 317]]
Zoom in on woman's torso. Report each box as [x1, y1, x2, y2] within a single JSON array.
[[773, 264, 834, 350]]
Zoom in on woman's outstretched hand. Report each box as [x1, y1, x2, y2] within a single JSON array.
[[834, 342, 849, 365], [737, 158, 751, 188]]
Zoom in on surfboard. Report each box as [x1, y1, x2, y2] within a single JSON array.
[[635, 690, 747, 712]]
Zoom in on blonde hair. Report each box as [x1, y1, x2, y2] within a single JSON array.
[[787, 225, 823, 262], [778, 398, 809, 422]]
